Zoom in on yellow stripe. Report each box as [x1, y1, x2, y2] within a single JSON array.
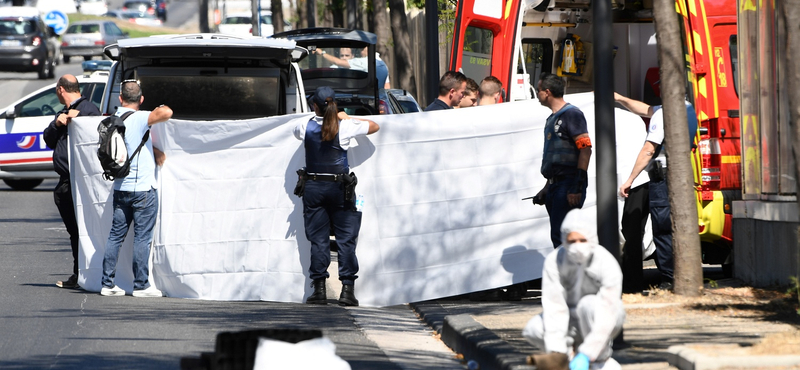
[[504, 0, 512, 20], [698, 0, 719, 116], [676, 0, 687, 17], [698, 110, 708, 121], [722, 156, 741, 164], [688, 0, 697, 17], [693, 30, 703, 55], [699, 75, 707, 97]]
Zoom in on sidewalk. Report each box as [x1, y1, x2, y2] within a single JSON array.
[[411, 278, 800, 370]]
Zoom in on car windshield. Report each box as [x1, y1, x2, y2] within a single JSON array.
[[66, 24, 101, 34], [120, 11, 157, 20], [0, 19, 35, 35]]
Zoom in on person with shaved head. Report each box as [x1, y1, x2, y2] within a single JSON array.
[[44, 74, 101, 289]]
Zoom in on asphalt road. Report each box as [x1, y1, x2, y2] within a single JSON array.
[[0, 179, 466, 369]]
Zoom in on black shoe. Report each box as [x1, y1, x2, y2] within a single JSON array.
[[306, 279, 327, 305], [56, 274, 79, 289], [657, 281, 674, 291], [338, 284, 359, 306]]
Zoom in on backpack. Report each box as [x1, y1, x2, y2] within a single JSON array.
[[97, 111, 150, 181]]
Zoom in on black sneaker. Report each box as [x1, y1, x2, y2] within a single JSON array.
[[657, 281, 674, 291], [56, 274, 79, 289]]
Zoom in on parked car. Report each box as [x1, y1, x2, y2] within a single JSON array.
[[61, 20, 127, 63], [121, 0, 153, 14], [0, 65, 108, 190], [217, 11, 291, 37], [76, 0, 108, 15], [387, 89, 421, 113], [273, 28, 400, 116], [0, 6, 56, 79], [100, 34, 308, 118], [105, 9, 162, 27]]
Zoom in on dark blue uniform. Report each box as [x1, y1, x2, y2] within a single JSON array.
[[541, 103, 588, 248], [302, 119, 362, 286]]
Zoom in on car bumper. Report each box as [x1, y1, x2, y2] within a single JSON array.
[[63, 46, 105, 57], [0, 52, 47, 72]]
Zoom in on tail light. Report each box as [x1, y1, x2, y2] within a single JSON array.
[[31, 36, 41, 46], [249, 27, 253, 34], [699, 137, 722, 198], [94, 40, 105, 46], [379, 100, 389, 114], [158, 2, 165, 9], [147, 8, 155, 14], [62, 41, 68, 47]]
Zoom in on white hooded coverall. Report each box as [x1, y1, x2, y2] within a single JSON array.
[[522, 209, 626, 363]]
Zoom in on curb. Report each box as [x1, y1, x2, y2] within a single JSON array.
[[411, 302, 534, 370], [667, 345, 800, 370]]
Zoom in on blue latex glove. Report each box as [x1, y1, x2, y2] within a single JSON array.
[[569, 353, 590, 370]]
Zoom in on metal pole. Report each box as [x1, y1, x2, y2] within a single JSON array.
[[251, 0, 260, 36], [593, 0, 618, 261], [425, 0, 440, 106], [593, 0, 621, 346]]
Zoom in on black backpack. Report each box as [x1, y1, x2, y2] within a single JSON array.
[[97, 111, 150, 181]]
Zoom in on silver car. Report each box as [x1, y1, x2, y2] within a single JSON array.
[[61, 20, 127, 63]]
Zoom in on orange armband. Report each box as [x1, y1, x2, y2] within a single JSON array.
[[575, 136, 592, 149]]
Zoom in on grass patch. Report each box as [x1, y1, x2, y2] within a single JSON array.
[[63, 13, 194, 39]]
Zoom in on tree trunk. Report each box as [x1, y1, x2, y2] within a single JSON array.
[[373, 0, 391, 76], [387, 0, 416, 96], [329, 0, 345, 27], [785, 0, 800, 233], [251, 0, 260, 36], [296, 0, 307, 29], [652, 0, 703, 296], [271, 0, 285, 33], [307, 0, 316, 27], [199, 0, 210, 33]]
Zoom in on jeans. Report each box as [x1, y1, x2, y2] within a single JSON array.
[[649, 178, 674, 281], [101, 188, 158, 290], [545, 179, 587, 248], [303, 180, 362, 285], [54, 177, 79, 276]]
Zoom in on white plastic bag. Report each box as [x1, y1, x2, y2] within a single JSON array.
[[253, 337, 351, 370]]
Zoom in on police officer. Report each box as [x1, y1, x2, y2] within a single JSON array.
[[531, 73, 593, 248], [293, 86, 379, 306]]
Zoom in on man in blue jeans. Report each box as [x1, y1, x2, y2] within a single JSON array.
[[531, 73, 593, 248], [100, 79, 172, 297]]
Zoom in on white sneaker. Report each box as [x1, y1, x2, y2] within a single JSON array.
[[591, 357, 621, 370], [100, 285, 125, 296], [132, 286, 163, 298]]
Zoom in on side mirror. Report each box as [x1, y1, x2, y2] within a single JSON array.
[[5, 106, 16, 119], [104, 44, 120, 60]]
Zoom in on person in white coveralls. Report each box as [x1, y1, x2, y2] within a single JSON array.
[[522, 208, 626, 370]]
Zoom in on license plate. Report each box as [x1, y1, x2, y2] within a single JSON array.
[[72, 39, 92, 46], [0, 39, 22, 47]]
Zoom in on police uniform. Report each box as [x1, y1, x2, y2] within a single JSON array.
[[541, 103, 589, 248], [294, 87, 370, 306], [643, 106, 674, 285]]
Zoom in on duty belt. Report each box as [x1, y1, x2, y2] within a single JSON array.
[[306, 172, 345, 182], [547, 175, 570, 184]]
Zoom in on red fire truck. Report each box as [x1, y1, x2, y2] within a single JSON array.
[[449, 0, 739, 272]]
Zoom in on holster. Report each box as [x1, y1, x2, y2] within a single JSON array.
[[294, 168, 307, 197], [646, 161, 666, 182], [342, 172, 358, 202]]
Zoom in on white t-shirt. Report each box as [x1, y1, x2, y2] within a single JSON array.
[[293, 115, 369, 150], [114, 107, 156, 192], [646, 106, 666, 168]]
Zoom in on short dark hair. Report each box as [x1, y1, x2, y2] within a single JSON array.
[[479, 76, 502, 97], [120, 80, 143, 104], [438, 71, 467, 96], [465, 78, 479, 95], [538, 72, 565, 97], [57, 76, 80, 94]]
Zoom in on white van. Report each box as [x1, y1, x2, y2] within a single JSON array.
[[101, 33, 309, 119]]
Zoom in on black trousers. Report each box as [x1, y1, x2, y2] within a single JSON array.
[[621, 183, 649, 293], [54, 177, 79, 276]]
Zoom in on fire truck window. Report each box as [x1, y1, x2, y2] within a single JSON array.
[[462, 26, 493, 81], [521, 39, 553, 93], [729, 35, 738, 98]]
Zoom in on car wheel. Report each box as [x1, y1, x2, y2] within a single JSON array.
[[84, 56, 92, 61], [37, 59, 50, 79], [63, 55, 70, 63], [3, 179, 44, 190]]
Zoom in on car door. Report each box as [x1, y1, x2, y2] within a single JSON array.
[[0, 87, 62, 171]]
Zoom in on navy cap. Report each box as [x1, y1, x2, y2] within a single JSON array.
[[311, 86, 336, 107]]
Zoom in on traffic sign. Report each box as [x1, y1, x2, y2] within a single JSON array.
[[43, 10, 69, 35]]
